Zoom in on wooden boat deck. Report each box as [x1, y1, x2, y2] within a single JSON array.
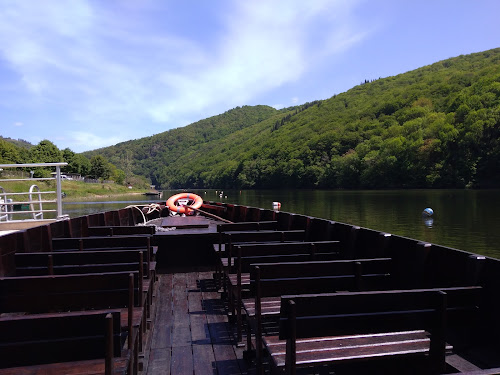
[[143, 270, 253, 375]]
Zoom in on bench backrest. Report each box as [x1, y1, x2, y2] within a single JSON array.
[[218, 230, 306, 262], [220, 230, 306, 249], [279, 286, 482, 339], [233, 241, 343, 274], [51, 236, 152, 267], [87, 225, 156, 236], [0, 310, 122, 369], [52, 235, 151, 251], [216, 221, 279, 233], [0, 271, 140, 313], [251, 258, 392, 296], [236, 240, 340, 257], [15, 249, 147, 277]]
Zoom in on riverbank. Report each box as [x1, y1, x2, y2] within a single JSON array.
[[0, 179, 149, 200], [64, 192, 147, 201]]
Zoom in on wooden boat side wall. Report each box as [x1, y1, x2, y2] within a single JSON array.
[[479, 257, 500, 345]]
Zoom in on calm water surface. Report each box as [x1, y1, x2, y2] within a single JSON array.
[[62, 189, 500, 259]]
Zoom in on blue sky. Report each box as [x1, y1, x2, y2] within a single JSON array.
[[1, 1, 499, 153]]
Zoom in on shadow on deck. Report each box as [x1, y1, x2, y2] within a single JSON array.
[[143, 271, 254, 375]]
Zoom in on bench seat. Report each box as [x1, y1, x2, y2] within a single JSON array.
[[258, 287, 482, 374], [0, 310, 129, 375], [265, 330, 434, 368], [238, 258, 391, 347], [0, 354, 130, 375]]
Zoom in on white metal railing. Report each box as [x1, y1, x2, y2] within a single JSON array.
[[0, 186, 12, 221], [0, 162, 68, 222]]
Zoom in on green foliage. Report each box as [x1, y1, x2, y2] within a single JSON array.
[[155, 49, 498, 188], [89, 155, 112, 180], [26, 140, 63, 178], [7, 48, 500, 189], [62, 149, 91, 176], [82, 105, 279, 187], [0, 139, 131, 186], [83, 49, 500, 189], [0, 136, 33, 150], [29, 140, 62, 164], [0, 139, 25, 163]]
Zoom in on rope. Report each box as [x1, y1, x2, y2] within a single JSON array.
[[124, 201, 233, 227], [125, 203, 162, 225], [180, 205, 233, 223]]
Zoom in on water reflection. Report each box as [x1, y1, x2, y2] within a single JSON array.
[[422, 217, 434, 228]]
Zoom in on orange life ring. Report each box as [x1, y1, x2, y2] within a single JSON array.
[[166, 193, 203, 214]]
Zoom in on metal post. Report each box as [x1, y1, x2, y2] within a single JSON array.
[[55, 165, 63, 219]]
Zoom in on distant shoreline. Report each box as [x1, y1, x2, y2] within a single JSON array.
[[63, 192, 148, 202]]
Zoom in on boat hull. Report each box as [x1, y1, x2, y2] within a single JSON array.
[[1, 200, 500, 373]]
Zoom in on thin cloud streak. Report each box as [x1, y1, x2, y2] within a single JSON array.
[[0, 0, 374, 151], [149, 0, 367, 124]]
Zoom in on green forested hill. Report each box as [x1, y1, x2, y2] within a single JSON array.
[[83, 104, 283, 185], [90, 48, 500, 189]]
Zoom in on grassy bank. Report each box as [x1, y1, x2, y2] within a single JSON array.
[[0, 179, 147, 201]]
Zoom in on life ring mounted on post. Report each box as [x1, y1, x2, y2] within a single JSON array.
[[166, 193, 203, 215]]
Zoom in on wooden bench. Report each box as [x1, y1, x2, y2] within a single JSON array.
[[87, 225, 156, 237], [242, 258, 392, 351], [0, 310, 127, 374], [215, 220, 279, 236], [228, 240, 343, 287], [15, 249, 151, 278], [0, 271, 144, 374], [52, 235, 157, 261], [447, 368, 500, 375], [51, 235, 157, 278], [213, 230, 306, 290], [228, 241, 343, 340], [262, 286, 482, 375], [14, 249, 156, 317]]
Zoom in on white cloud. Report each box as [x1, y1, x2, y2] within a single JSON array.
[[14, 122, 23, 127], [148, 0, 368, 123], [0, 0, 369, 151], [68, 131, 125, 151]]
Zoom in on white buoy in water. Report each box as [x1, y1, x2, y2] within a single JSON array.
[[273, 201, 281, 211], [422, 207, 434, 217]]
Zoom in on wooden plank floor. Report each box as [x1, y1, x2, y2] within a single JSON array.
[[143, 271, 253, 375]]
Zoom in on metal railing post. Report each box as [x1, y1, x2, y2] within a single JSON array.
[[55, 165, 63, 219]]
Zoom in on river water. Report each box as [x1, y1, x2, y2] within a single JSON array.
[[61, 189, 500, 259]]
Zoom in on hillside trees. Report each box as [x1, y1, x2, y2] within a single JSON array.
[[89, 155, 112, 180], [62, 148, 91, 176], [28, 140, 63, 177], [79, 48, 500, 189], [0, 139, 131, 184], [0, 139, 24, 164]]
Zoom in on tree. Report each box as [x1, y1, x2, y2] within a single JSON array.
[[72, 154, 91, 176], [89, 155, 112, 180], [112, 168, 126, 185], [28, 140, 62, 178], [29, 140, 62, 163], [62, 149, 91, 176], [0, 139, 23, 163]]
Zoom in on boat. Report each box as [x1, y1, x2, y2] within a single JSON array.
[[143, 191, 162, 197], [1, 193, 500, 375]]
